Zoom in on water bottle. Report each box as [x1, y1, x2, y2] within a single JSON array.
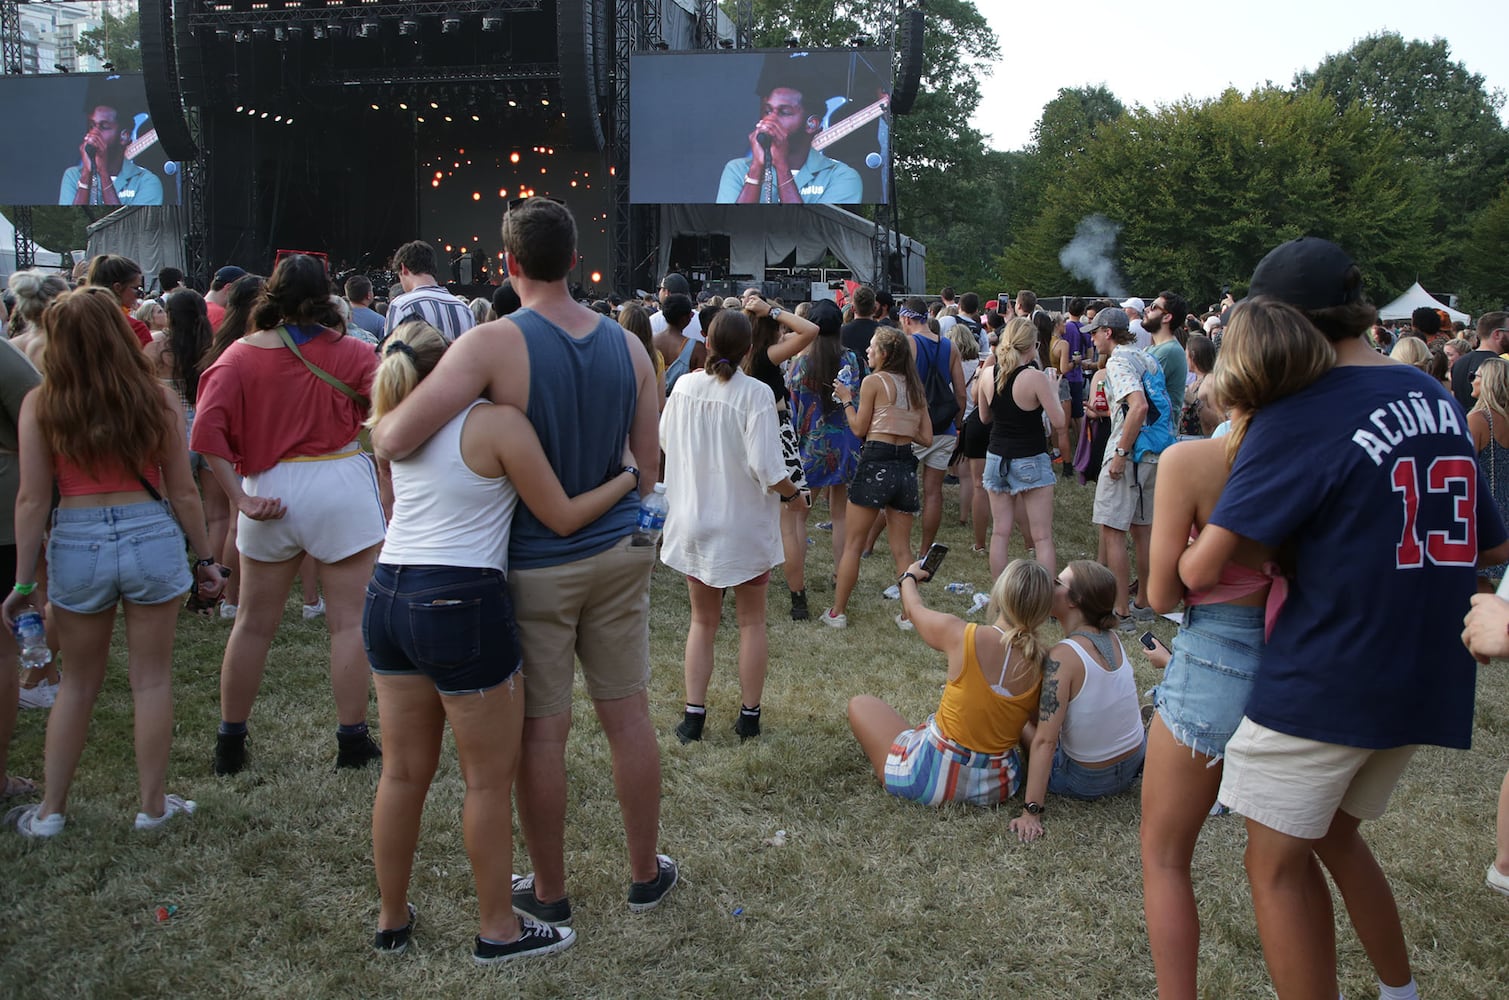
[[944, 582, 972, 595], [631, 483, 669, 547], [832, 364, 856, 403], [14, 610, 52, 669]]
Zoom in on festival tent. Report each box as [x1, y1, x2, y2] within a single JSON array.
[[0, 211, 68, 276], [659, 204, 925, 294], [86, 206, 186, 282], [1377, 282, 1470, 325]]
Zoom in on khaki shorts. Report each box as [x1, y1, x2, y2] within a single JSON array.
[[913, 433, 957, 471], [1217, 717, 1419, 840], [507, 534, 655, 718], [1092, 456, 1157, 530]]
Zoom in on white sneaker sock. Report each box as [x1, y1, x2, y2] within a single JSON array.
[[1378, 979, 1419, 1000]]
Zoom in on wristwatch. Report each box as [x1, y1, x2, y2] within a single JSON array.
[[769, 306, 784, 321], [899, 571, 919, 586], [1113, 447, 1130, 458], [1024, 801, 1044, 816]]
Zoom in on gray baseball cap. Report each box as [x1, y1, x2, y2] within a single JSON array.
[[1083, 306, 1130, 333]]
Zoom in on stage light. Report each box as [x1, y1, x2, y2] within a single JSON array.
[[217, 29, 231, 41], [312, 24, 326, 39], [429, 101, 439, 109], [444, 116, 453, 122], [274, 115, 283, 122], [507, 99, 517, 107], [234, 30, 248, 43], [246, 108, 256, 115], [260, 112, 269, 118], [399, 20, 418, 36], [570, 180, 577, 187], [287, 26, 303, 40], [442, 17, 461, 33], [359, 21, 378, 38], [235, 105, 245, 112], [473, 192, 481, 201], [273, 27, 286, 43], [482, 16, 502, 31], [471, 114, 480, 122], [591, 272, 602, 284], [285, 118, 294, 125], [417, 116, 426, 122], [252, 28, 268, 41], [370, 103, 380, 111], [510, 152, 520, 164], [541, 98, 549, 106], [398, 102, 408, 110]]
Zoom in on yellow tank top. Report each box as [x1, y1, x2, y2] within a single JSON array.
[[934, 623, 1041, 754]]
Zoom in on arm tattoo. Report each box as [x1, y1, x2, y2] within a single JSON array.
[[1038, 657, 1061, 722]]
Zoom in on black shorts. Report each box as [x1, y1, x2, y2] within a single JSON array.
[[848, 441, 920, 514], [364, 562, 522, 695], [959, 409, 989, 460]]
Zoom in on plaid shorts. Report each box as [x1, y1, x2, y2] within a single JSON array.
[[884, 716, 1024, 807]]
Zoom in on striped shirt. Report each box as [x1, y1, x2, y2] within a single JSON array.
[[383, 284, 476, 343]]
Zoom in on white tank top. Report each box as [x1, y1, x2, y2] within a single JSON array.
[[378, 400, 519, 573], [1056, 634, 1146, 764]]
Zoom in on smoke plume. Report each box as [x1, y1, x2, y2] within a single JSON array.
[[1058, 215, 1127, 299]]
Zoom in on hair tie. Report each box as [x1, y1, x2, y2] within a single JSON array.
[[384, 340, 417, 360], [712, 357, 732, 366]]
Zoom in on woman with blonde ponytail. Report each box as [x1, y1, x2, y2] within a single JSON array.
[[364, 318, 638, 963], [976, 316, 1065, 581], [1010, 559, 1145, 841], [846, 558, 1052, 807]]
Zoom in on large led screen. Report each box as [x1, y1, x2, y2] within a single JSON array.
[[0, 73, 179, 206], [630, 49, 893, 205]]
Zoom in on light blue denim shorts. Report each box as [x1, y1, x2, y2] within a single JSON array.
[[48, 501, 192, 614], [1152, 602, 1264, 760], [1048, 737, 1146, 800], [982, 451, 1054, 495]]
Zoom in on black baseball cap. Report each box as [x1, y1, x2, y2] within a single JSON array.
[[1247, 237, 1363, 312], [659, 273, 690, 295], [211, 265, 247, 290]]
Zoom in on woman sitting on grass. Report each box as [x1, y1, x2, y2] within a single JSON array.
[[847, 559, 1051, 807], [364, 320, 639, 963], [660, 309, 802, 743], [3, 287, 226, 837], [1009, 560, 1146, 843]]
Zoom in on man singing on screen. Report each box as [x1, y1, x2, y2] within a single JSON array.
[[58, 92, 162, 207], [716, 60, 863, 205]]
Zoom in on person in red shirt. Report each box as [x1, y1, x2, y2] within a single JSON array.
[[192, 254, 387, 775], [84, 254, 152, 347]]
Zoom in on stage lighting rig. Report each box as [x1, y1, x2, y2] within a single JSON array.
[[442, 17, 461, 33], [482, 16, 503, 31], [358, 21, 379, 38], [399, 20, 419, 36]]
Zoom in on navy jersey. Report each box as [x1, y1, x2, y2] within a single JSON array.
[[1210, 364, 1507, 750]]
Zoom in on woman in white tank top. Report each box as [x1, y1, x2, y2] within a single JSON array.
[[1009, 559, 1147, 842], [362, 319, 640, 964]]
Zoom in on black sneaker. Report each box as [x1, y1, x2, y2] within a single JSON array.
[[372, 902, 416, 955], [472, 917, 576, 966], [213, 730, 249, 776], [674, 712, 705, 745], [734, 709, 761, 741], [789, 589, 809, 621], [627, 855, 679, 913], [511, 872, 572, 926], [337, 731, 383, 770]]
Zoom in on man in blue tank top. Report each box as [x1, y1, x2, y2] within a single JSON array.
[[372, 198, 675, 931], [1184, 237, 1509, 1000]]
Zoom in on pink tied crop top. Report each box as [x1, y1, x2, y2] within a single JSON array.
[[1184, 528, 1289, 641]]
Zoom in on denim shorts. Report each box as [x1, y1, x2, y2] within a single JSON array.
[[1048, 737, 1146, 800], [848, 441, 920, 513], [363, 562, 523, 696], [1152, 602, 1264, 760], [47, 502, 192, 614], [982, 451, 1054, 495]]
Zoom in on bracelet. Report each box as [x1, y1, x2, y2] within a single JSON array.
[[77, 181, 89, 190], [12, 582, 36, 595], [744, 174, 760, 186], [847, 398, 859, 412]]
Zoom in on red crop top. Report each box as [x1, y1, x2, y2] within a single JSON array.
[[55, 454, 161, 497]]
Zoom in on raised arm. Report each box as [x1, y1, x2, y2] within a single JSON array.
[[898, 560, 968, 657], [745, 295, 820, 365], [487, 405, 640, 535], [371, 321, 509, 461]]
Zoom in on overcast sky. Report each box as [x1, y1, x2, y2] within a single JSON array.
[[970, 0, 1509, 152]]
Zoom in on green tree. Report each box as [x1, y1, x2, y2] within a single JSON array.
[[1010, 85, 1128, 254], [1295, 33, 1509, 295], [77, 11, 142, 72], [1461, 181, 1509, 313], [750, 0, 999, 292], [998, 87, 1436, 308]]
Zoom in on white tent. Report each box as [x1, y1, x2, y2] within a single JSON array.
[[1377, 281, 1470, 325], [0, 211, 68, 276]]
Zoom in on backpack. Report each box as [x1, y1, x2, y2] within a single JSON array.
[[1127, 353, 1176, 460], [917, 335, 959, 434]]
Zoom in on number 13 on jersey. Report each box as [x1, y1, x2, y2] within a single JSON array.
[[1391, 456, 1477, 568]]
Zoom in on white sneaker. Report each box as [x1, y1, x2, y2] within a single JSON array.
[[882, 584, 901, 600], [302, 597, 326, 620], [219, 602, 238, 620], [1489, 863, 1509, 896], [18, 679, 58, 710], [7, 803, 64, 838], [135, 794, 197, 831], [895, 613, 914, 632], [820, 608, 847, 629]]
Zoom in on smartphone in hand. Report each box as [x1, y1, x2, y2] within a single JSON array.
[[919, 543, 949, 578], [1139, 631, 1157, 650]]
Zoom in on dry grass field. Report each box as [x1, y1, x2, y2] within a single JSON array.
[[1, 478, 1506, 999]]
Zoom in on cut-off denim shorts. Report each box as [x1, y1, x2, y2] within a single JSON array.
[[47, 501, 192, 614], [1152, 602, 1264, 760], [363, 562, 523, 696], [1048, 737, 1146, 800], [982, 451, 1054, 495]]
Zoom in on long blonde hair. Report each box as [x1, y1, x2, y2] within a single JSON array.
[[994, 317, 1038, 392], [1474, 357, 1509, 417], [985, 559, 1054, 682], [1208, 298, 1335, 466], [1389, 336, 1431, 372], [366, 320, 448, 426]]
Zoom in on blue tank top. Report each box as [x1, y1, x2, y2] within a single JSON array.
[[509, 307, 640, 569]]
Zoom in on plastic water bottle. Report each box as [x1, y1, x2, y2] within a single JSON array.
[[944, 582, 972, 595], [631, 483, 669, 547], [14, 610, 52, 669], [968, 592, 991, 615], [832, 364, 856, 402]]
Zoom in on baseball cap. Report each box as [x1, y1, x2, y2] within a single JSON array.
[[1119, 297, 1144, 314], [808, 299, 843, 338], [211, 265, 247, 290], [1083, 307, 1130, 334], [1247, 237, 1363, 312], [659, 273, 690, 295]]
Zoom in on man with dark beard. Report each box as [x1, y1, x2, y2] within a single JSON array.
[[1144, 290, 1190, 418]]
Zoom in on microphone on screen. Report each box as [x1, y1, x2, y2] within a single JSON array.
[[865, 152, 883, 169]]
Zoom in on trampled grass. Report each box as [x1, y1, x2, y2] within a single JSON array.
[[1, 478, 1507, 998]]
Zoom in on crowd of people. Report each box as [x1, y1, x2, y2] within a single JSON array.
[[2, 205, 1508, 997]]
